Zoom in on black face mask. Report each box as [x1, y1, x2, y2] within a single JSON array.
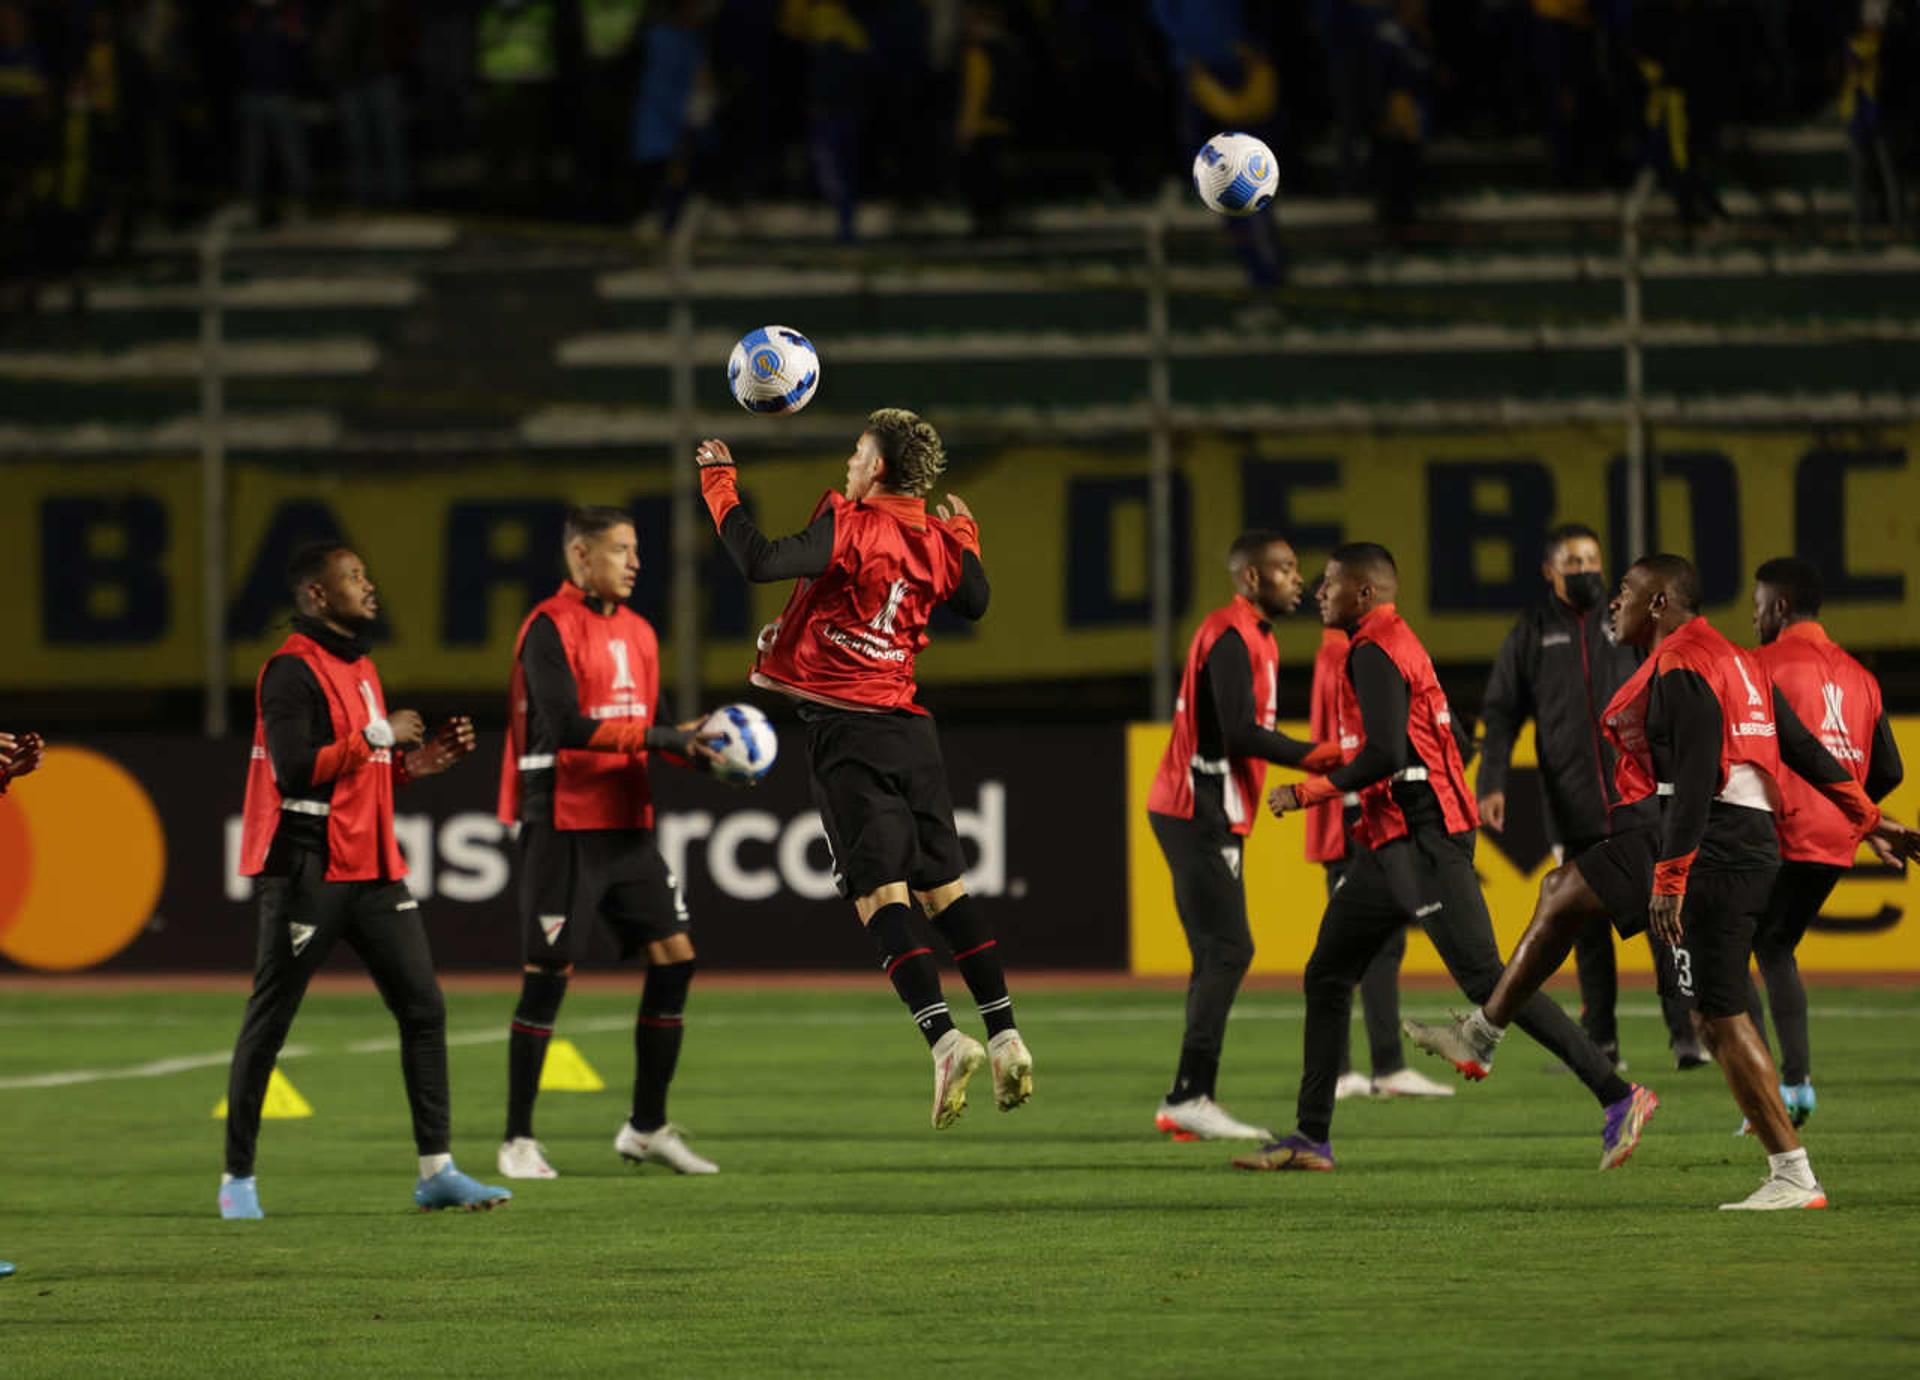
[[1562, 572, 1607, 610]]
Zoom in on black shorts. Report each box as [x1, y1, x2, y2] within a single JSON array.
[[1575, 828, 1657, 938], [516, 824, 690, 965], [1666, 866, 1778, 1018], [1752, 859, 1844, 961], [803, 709, 967, 899]]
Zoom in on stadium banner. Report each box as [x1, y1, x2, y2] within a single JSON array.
[[0, 726, 1124, 974], [1127, 718, 1920, 977], [3, 427, 1916, 690]]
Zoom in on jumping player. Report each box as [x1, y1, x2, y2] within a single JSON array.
[[696, 411, 1033, 1129], [1406, 555, 1920, 1208], [1744, 556, 1904, 1128], [225, 543, 509, 1217], [1236, 543, 1649, 1174], [1147, 532, 1339, 1141], [496, 506, 725, 1179]]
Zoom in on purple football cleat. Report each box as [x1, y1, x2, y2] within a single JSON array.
[[1231, 1134, 1337, 1172], [1599, 1084, 1659, 1170]]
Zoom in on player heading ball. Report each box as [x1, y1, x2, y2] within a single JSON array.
[[696, 411, 1033, 1130]]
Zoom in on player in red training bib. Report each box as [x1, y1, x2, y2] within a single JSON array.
[[226, 542, 507, 1218], [496, 506, 728, 1180], [697, 410, 1032, 1130], [1743, 556, 1904, 1131]]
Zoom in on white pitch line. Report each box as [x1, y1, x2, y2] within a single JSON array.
[[4, 1004, 1913, 1091]]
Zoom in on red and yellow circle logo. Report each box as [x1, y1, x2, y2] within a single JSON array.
[[0, 746, 166, 971]]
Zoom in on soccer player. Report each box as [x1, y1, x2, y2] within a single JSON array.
[[495, 506, 726, 1179], [224, 542, 509, 1218], [695, 411, 1033, 1129], [1478, 523, 1702, 1069], [1406, 555, 1920, 1208], [1744, 556, 1904, 1128], [1309, 627, 1451, 1103], [1147, 533, 1340, 1141], [0, 729, 41, 1278], [1235, 542, 1648, 1173]]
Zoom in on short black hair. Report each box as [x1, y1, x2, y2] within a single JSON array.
[[1544, 522, 1601, 561], [1329, 541, 1397, 582], [286, 540, 349, 596], [1754, 556, 1822, 616], [564, 505, 635, 548], [1631, 553, 1701, 611], [1228, 529, 1290, 566]]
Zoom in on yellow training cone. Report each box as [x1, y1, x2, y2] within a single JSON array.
[[213, 1068, 314, 1119], [538, 1038, 606, 1092]]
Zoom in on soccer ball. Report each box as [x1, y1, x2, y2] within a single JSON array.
[[699, 702, 778, 785], [727, 326, 822, 415], [1191, 132, 1279, 217]]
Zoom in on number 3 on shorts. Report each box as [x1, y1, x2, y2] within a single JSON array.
[[1671, 945, 1695, 998]]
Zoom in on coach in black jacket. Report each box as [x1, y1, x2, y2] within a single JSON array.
[[1477, 523, 1701, 1068]]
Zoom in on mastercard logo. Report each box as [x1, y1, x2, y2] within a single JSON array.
[[0, 746, 165, 971]]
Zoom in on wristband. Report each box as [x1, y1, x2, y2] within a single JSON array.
[[1293, 776, 1342, 808]]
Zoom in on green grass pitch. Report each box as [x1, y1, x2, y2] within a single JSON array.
[[2, 982, 1917, 1377]]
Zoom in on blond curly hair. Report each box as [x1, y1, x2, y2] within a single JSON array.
[[865, 408, 947, 496]]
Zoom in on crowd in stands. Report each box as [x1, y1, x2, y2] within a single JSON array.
[[1, 2, 1914, 308]]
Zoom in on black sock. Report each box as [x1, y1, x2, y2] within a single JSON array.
[[1167, 1046, 1219, 1105], [868, 902, 954, 1047], [631, 960, 694, 1133], [506, 968, 568, 1140], [929, 894, 1016, 1038]]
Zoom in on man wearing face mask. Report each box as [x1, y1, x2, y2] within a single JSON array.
[[1477, 523, 1702, 1070]]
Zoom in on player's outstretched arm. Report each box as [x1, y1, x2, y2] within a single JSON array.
[[696, 438, 835, 583], [937, 493, 991, 621]]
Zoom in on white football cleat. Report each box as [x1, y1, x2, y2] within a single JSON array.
[[496, 1137, 558, 1180], [1719, 1175, 1827, 1211], [1334, 1072, 1375, 1101], [614, 1122, 719, 1175], [930, 1029, 987, 1130], [1153, 1096, 1274, 1142], [1372, 1067, 1456, 1098], [987, 1029, 1033, 1111]]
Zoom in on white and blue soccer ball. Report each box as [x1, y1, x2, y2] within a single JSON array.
[[700, 702, 778, 785], [727, 325, 822, 415], [1192, 132, 1279, 218]]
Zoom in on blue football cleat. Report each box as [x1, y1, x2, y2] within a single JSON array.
[[1, 1260, 15, 1279], [219, 1177, 263, 1219], [413, 1163, 511, 1212], [1785, 1080, 1817, 1128]]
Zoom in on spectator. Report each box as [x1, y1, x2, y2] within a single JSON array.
[[1317, 0, 1390, 196], [476, 0, 559, 203], [1153, 0, 1287, 289], [233, 0, 313, 222], [955, 1, 1023, 237], [1631, 0, 1725, 230], [1841, 0, 1905, 236], [1370, 0, 1432, 237], [573, 0, 647, 219], [126, 0, 195, 226], [1531, 0, 1610, 186], [799, 0, 874, 243], [630, 0, 714, 232], [317, 0, 415, 208]]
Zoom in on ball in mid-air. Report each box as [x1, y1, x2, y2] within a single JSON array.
[[699, 702, 778, 785], [727, 326, 821, 415], [1192, 132, 1279, 217]]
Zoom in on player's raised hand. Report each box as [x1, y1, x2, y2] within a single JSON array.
[[1267, 783, 1300, 818], [1649, 891, 1685, 946], [936, 493, 973, 523], [406, 716, 476, 778], [388, 709, 427, 749], [696, 439, 736, 469], [1479, 791, 1507, 833]]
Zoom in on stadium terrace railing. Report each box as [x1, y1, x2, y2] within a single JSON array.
[[169, 187, 1909, 733]]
